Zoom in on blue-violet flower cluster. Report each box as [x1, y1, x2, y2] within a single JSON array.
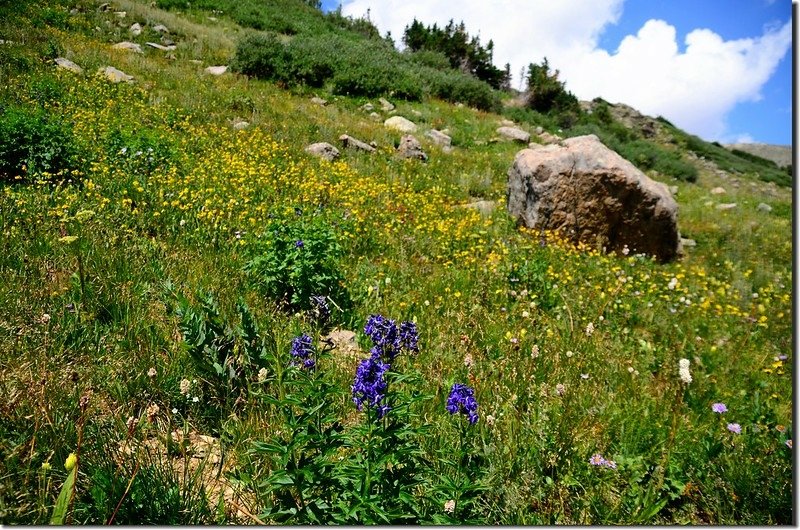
[[310, 295, 330, 325], [364, 314, 419, 360], [352, 356, 391, 418], [446, 383, 479, 425], [290, 333, 315, 369]]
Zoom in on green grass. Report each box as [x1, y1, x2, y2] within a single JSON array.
[[0, 0, 792, 525]]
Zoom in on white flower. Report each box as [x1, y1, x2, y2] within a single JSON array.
[[668, 277, 678, 290], [521, 310, 530, 318], [531, 344, 540, 359], [485, 414, 495, 426], [257, 367, 268, 383], [147, 367, 157, 378], [41, 313, 51, 324], [678, 358, 692, 384], [463, 354, 473, 368], [444, 499, 455, 514], [565, 350, 574, 358], [171, 408, 178, 414], [192, 396, 199, 403], [585, 322, 594, 336], [179, 378, 191, 395]]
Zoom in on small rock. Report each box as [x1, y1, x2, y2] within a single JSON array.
[[535, 126, 544, 135], [55, 57, 83, 74], [669, 186, 679, 195], [396, 135, 428, 161], [305, 142, 340, 162], [410, 109, 422, 117], [114, 11, 126, 18], [152, 23, 169, 33], [98, 3, 110, 11], [339, 134, 375, 153], [757, 202, 772, 213], [233, 120, 249, 130], [111, 41, 143, 53], [361, 102, 374, 112], [204, 65, 227, 75], [146, 42, 176, 51], [70, 8, 79, 15], [129, 23, 142, 36], [499, 119, 515, 126], [161, 37, 175, 46], [538, 131, 562, 144], [189, 59, 202, 64], [716, 203, 737, 211], [384, 116, 417, 133], [710, 187, 726, 195], [680, 237, 697, 247], [497, 126, 530, 143], [378, 97, 395, 111], [456, 103, 465, 108], [97, 66, 134, 83], [462, 200, 496, 217], [311, 96, 327, 106], [207, 16, 217, 22], [425, 129, 452, 147]]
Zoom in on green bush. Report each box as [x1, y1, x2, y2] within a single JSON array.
[[0, 104, 77, 182], [424, 67, 500, 111], [245, 214, 351, 315], [229, 32, 290, 80]]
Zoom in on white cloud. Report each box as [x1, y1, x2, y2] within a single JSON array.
[[339, 1, 791, 141]]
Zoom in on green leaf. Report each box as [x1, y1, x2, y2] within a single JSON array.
[[50, 467, 76, 525]]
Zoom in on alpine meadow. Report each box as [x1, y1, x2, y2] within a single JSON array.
[[0, 0, 793, 525]]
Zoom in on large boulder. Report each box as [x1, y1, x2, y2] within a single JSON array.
[[305, 142, 340, 162], [55, 57, 83, 74], [396, 135, 427, 161], [507, 134, 681, 262], [339, 134, 375, 153], [384, 116, 417, 133], [497, 126, 530, 143]]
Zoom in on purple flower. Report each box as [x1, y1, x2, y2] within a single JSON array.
[[352, 356, 390, 418], [399, 320, 419, 353], [364, 314, 418, 361], [295, 240, 304, 248], [310, 295, 330, 324], [711, 402, 728, 413], [589, 454, 606, 466], [446, 383, 479, 425], [727, 423, 742, 434], [290, 333, 315, 370]]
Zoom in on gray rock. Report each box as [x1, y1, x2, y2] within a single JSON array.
[[535, 126, 544, 135], [384, 116, 417, 133], [55, 57, 83, 74], [114, 11, 126, 18], [507, 134, 681, 263], [311, 96, 327, 106], [98, 3, 110, 11], [497, 126, 530, 143], [97, 66, 134, 83], [111, 41, 143, 53], [425, 129, 452, 147], [710, 187, 726, 195], [146, 42, 176, 51], [152, 23, 169, 34], [204, 65, 227, 75], [233, 120, 249, 130], [379, 97, 395, 111], [716, 203, 738, 211], [680, 237, 697, 247], [322, 329, 360, 360], [339, 134, 376, 153], [305, 142, 340, 162], [539, 131, 562, 144], [669, 185, 679, 195], [410, 109, 422, 117], [396, 135, 428, 161], [369, 112, 381, 120], [757, 202, 773, 213], [462, 200, 496, 217], [129, 23, 142, 36], [361, 102, 374, 112]]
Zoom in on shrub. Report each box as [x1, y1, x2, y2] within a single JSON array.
[[229, 32, 290, 80], [0, 104, 77, 182], [245, 214, 351, 315], [424, 67, 499, 111]]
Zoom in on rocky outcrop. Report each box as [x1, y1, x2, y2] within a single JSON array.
[[507, 134, 681, 262], [55, 57, 83, 74], [497, 126, 530, 143], [425, 129, 452, 148], [204, 65, 227, 75], [378, 97, 395, 111], [97, 66, 134, 83], [339, 134, 375, 153], [111, 41, 143, 53], [305, 142, 340, 162], [396, 135, 427, 161]]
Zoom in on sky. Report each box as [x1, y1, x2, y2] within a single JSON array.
[[321, 0, 793, 145]]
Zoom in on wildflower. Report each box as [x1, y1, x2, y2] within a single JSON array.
[[678, 358, 692, 384], [668, 277, 678, 290], [399, 320, 419, 353], [555, 383, 565, 396], [585, 322, 594, 336], [171, 408, 178, 414], [64, 452, 77, 471], [364, 314, 418, 361], [179, 378, 191, 395], [580, 373, 589, 380], [41, 462, 51, 472], [41, 313, 51, 324], [310, 295, 330, 324], [463, 353, 473, 368], [727, 423, 742, 434], [521, 310, 530, 318], [257, 367, 268, 383], [295, 240, 304, 248], [192, 396, 199, 403], [446, 383, 479, 425], [352, 356, 390, 418], [146, 403, 159, 422], [531, 344, 539, 359], [589, 453, 606, 466], [565, 350, 574, 358], [290, 333, 315, 369], [485, 414, 495, 426], [147, 367, 157, 378], [786, 439, 792, 449], [711, 402, 727, 413], [444, 499, 455, 514], [776, 424, 787, 433], [604, 459, 617, 469]]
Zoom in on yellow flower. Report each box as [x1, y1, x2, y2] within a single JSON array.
[[59, 235, 79, 245], [41, 461, 51, 472], [65, 452, 77, 471]]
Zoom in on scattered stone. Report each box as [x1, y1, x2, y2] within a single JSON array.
[[112, 41, 143, 53], [98, 2, 110, 11], [716, 203, 737, 211], [233, 120, 249, 130], [507, 134, 681, 263], [339, 134, 376, 153], [384, 116, 418, 133], [322, 329, 361, 361], [310, 96, 327, 106], [497, 126, 530, 143], [461, 200, 496, 217], [669, 185, 679, 195], [146, 41, 176, 51], [97, 66, 134, 83], [152, 23, 169, 34], [207, 16, 217, 22], [710, 187, 726, 195], [129, 22, 142, 36], [369, 112, 381, 120], [114, 11, 126, 18], [396, 135, 428, 161], [535, 126, 544, 135], [539, 131, 562, 144], [499, 119, 515, 126], [757, 202, 773, 213], [204, 65, 227, 75], [425, 129, 452, 148], [161, 37, 176, 46], [189, 59, 202, 64], [55, 57, 83, 74], [70, 8, 79, 15], [305, 142, 340, 162], [378, 97, 395, 111], [680, 237, 697, 247], [410, 109, 423, 117], [361, 102, 374, 112], [456, 102, 465, 108]]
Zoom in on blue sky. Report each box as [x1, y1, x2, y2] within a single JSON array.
[[323, 0, 792, 145]]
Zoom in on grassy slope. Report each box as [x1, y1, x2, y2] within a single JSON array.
[[0, 0, 792, 524]]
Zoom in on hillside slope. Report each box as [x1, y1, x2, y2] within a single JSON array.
[[724, 143, 792, 169], [0, 0, 792, 525]]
